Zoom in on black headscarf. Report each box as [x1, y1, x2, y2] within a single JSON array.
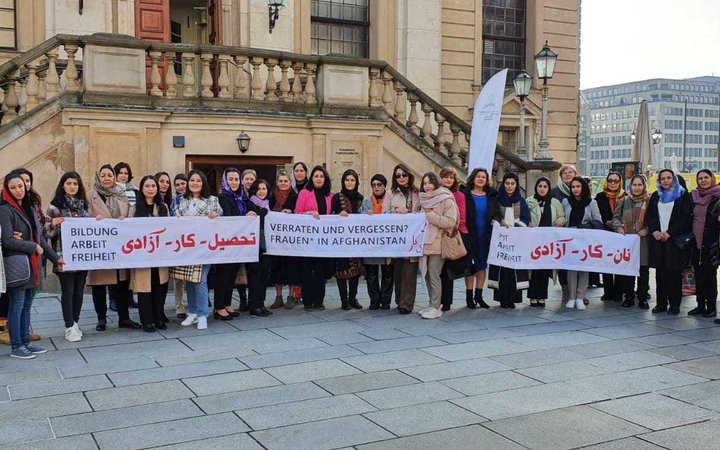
[[568, 176, 591, 227], [340, 169, 363, 213], [497, 172, 522, 207], [534, 176, 553, 227]]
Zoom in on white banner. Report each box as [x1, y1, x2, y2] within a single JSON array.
[[61, 216, 260, 271], [264, 211, 427, 258], [487, 224, 641, 276], [468, 68, 507, 171]]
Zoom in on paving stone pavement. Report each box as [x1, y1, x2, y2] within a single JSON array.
[[2, 276, 720, 449]]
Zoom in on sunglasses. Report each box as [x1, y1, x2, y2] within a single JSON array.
[[395, 173, 409, 179], [608, 179, 621, 183], [371, 182, 384, 187]]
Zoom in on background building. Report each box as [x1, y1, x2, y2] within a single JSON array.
[[0, 0, 580, 201], [582, 76, 720, 176]]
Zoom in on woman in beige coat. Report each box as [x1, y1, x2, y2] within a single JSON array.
[[130, 175, 170, 332], [87, 164, 140, 331], [418, 172, 459, 319]]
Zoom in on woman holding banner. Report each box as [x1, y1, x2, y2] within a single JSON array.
[[689, 169, 720, 317], [170, 173, 187, 319], [332, 169, 364, 310], [383, 164, 421, 315], [361, 174, 394, 310], [87, 164, 140, 332], [270, 170, 301, 309], [526, 177, 565, 307], [562, 177, 603, 310], [647, 169, 694, 315], [155, 172, 173, 209], [612, 174, 650, 309], [46, 172, 90, 341], [464, 168, 495, 309], [488, 172, 530, 308], [295, 165, 334, 310], [175, 170, 222, 330], [247, 179, 273, 316], [418, 172, 459, 319], [551, 164, 578, 303], [596, 172, 625, 302], [130, 176, 171, 332]]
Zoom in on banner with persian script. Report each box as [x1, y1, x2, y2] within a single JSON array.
[[61, 216, 259, 271], [487, 223, 640, 276], [264, 211, 427, 258]]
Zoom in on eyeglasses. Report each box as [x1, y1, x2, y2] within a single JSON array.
[[371, 182, 384, 187], [395, 173, 408, 179], [608, 179, 621, 184]]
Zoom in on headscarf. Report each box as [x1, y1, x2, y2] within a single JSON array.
[[602, 172, 625, 213], [497, 173, 522, 207], [623, 174, 649, 233], [656, 169, 684, 204], [628, 174, 650, 203], [691, 169, 720, 248], [1, 180, 40, 285], [533, 176, 553, 227], [370, 174, 387, 214], [340, 169, 364, 213], [568, 176, 591, 227], [221, 168, 247, 215], [94, 169, 126, 218]]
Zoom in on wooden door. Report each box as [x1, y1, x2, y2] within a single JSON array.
[[208, 0, 222, 45], [136, 0, 170, 92]]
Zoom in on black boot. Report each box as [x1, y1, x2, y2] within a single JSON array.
[[341, 299, 350, 310], [465, 289, 476, 309], [369, 301, 380, 310], [238, 286, 249, 312], [474, 289, 489, 309], [704, 301, 717, 317], [349, 299, 363, 310], [688, 299, 705, 316]]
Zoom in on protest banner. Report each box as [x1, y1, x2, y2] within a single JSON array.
[[264, 211, 427, 258], [487, 223, 640, 276], [61, 216, 259, 271], [468, 68, 507, 171]]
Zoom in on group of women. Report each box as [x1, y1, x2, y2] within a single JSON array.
[[1, 160, 719, 360]]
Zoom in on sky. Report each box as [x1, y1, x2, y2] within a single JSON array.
[[580, 0, 720, 89]]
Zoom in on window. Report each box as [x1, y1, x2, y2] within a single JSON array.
[[0, 0, 15, 49], [311, 0, 369, 58], [482, 0, 526, 84]]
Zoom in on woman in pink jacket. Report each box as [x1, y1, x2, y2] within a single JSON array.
[[294, 165, 334, 310]]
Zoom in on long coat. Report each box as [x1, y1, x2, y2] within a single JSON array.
[[464, 187, 499, 266], [646, 191, 694, 272], [86, 188, 130, 286]]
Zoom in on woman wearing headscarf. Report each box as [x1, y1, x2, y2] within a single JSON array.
[[464, 167, 495, 309], [87, 164, 140, 331], [383, 164, 421, 314], [247, 179, 273, 316], [613, 174, 651, 309], [170, 173, 187, 319], [595, 172, 625, 302], [331, 169, 364, 310], [689, 169, 720, 317], [295, 165, 334, 310], [361, 174, 394, 310], [561, 177, 603, 310], [526, 177, 565, 307], [488, 172, 530, 308], [269, 169, 300, 309], [551, 164, 578, 303], [646, 169, 694, 315]]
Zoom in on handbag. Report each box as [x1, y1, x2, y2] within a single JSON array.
[[681, 266, 696, 296], [441, 226, 467, 261], [4, 254, 31, 288], [169, 265, 203, 283]]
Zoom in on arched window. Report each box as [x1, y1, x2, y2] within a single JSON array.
[[482, 0, 526, 84], [311, 0, 369, 58]]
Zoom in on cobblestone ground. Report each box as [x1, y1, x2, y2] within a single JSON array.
[[1, 273, 720, 449]]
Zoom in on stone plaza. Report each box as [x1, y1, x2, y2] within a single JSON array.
[[1, 277, 720, 450]]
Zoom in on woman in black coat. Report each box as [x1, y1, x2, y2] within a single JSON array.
[[269, 170, 300, 309], [595, 172, 625, 302], [689, 169, 720, 318], [646, 169, 694, 315]]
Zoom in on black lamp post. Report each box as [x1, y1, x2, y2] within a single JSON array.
[[534, 41, 558, 160], [513, 70, 532, 157]]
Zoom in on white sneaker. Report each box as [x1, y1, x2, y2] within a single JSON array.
[[575, 298, 586, 310], [196, 316, 208, 330], [181, 313, 198, 326], [421, 307, 443, 319], [565, 299, 576, 309], [64, 327, 81, 342], [73, 322, 83, 337], [417, 306, 430, 316]]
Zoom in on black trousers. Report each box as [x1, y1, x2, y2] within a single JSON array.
[[58, 271, 88, 328], [602, 273, 617, 298], [0, 292, 9, 318], [247, 262, 271, 310], [366, 264, 393, 306], [617, 266, 649, 299], [694, 262, 718, 311], [337, 276, 360, 302], [558, 269, 567, 286], [440, 267, 454, 307], [655, 268, 682, 309], [214, 263, 240, 310], [138, 269, 168, 326], [527, 269, 551, 300], [92, 280, 131, 322]]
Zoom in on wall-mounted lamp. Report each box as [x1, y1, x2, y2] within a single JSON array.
[[236, 131, 251, 153], [268, 0, 285, 33], [79, 0, 84, 15]]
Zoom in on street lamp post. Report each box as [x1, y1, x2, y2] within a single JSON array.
[[534, 41, 558, 160], [513, 70, 532, 158]]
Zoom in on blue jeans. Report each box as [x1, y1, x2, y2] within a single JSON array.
[[7, 287, 33, 350], [185, 265, 210, 317]]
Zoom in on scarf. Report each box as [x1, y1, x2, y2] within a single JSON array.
[[294, 178, 308, 193], [533, 177, 552, 227], [692, 183, 720, 249], [250, 195, 270, 211], [314, 189, 328, 215], [419, 187, 454, 209], [60, 196, 89, 218], [94, 172, 126, 218], [272, 187, 291, 212], [557, 181, 571, 198], [657, 173, 684, 204], [220, 171, 247, 216], [371, 194, 384, 214], [340, 169, 364, 213], [568, 177, 591, 227], [2, 189, 40, 285], [602, 181, 625, 213]]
